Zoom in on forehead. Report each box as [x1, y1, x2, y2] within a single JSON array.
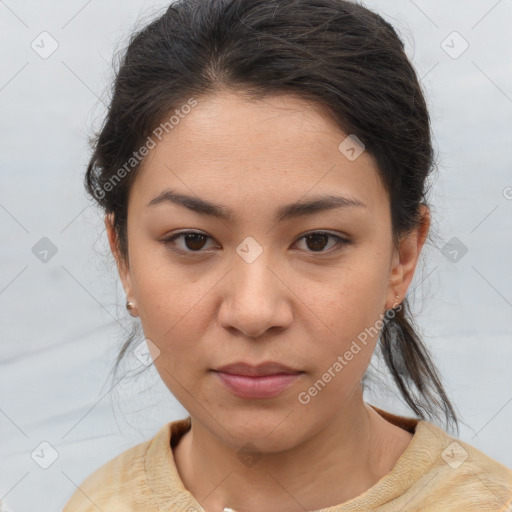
[[130, 90, 388, 217]]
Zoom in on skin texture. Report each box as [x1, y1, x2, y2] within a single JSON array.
[[106, 90, 430, 511]]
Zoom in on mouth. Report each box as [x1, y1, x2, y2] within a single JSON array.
[[213, 361, 303, 376], [211, 361, 304, 399]]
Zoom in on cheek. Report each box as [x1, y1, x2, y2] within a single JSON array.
[[143, 291, 213, 404], [300, 257, 390, 385], [297, 294, 382, 413], [307, 258, 389, 336], [129, 254, 216, 363]]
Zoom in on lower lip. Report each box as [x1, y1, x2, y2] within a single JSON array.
[[213, 371, 303, 399]]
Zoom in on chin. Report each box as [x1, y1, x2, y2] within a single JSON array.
[[207, 407, 311, 453]]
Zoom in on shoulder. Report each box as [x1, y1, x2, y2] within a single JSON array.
[[62, 423, 173, 512], [368, 406, 512, 510], [408, 420, 512, 510]]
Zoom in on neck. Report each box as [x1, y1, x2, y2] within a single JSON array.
[[173, 390, 412, 512]]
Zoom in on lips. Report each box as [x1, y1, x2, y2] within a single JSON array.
[[211, 361, 304, 399], [214, 361, 302, 376]]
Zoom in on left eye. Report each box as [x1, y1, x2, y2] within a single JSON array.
[[293, 231, 350, 252], [161, 230, 350, 254]]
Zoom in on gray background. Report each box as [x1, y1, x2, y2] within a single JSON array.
[[1, 1, 511, 511]]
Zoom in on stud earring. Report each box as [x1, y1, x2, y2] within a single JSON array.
[[126, 301, 137, 317]]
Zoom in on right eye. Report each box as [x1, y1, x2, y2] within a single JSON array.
[[161, 231, 219, 253]]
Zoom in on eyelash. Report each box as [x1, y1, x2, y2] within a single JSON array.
[[161, 230, 352, 255]]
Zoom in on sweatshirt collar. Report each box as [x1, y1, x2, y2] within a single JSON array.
[[145, 407, 447, 511]]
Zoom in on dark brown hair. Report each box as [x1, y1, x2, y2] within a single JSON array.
[[85, 0, 458, 432]]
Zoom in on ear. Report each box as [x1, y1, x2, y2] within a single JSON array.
[[105, 213, 133, 300], [385, 204, 430, 309]]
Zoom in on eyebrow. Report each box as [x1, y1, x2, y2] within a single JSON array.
[[146, 189, 366, 222]]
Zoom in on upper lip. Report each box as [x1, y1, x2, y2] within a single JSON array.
[[214, 362, 303, 376]]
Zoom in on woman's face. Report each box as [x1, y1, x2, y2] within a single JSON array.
[[108, 90, 427, 451]]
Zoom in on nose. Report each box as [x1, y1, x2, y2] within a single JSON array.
[[217, 250, 293, 338]]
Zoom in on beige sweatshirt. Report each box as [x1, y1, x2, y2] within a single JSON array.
[[62, 405, 512, 511]]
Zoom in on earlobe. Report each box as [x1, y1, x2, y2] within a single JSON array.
[[385, 205, 430, 309]]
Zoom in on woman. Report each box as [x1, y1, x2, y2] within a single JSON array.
[[63, 0, 512, 510]]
